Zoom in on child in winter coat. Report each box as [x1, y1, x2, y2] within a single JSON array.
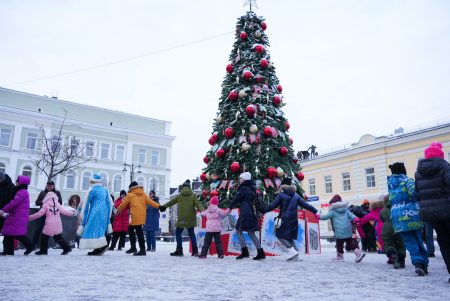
[[388, 162, 428, 276], [318, 195, 365, 262], [380, 193, 406, 269], [109, 190, 129, 251], [143, 190, 160, 252], [357, 197, 385, 252], [198, 196, 230, 259], [117, 181, 160, 256], [28, 191, 77, 255]]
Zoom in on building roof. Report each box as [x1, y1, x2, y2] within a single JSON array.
[[0, 87, 171, 136]]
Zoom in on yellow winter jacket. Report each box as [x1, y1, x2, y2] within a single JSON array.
[[117, 186, 159, 226]]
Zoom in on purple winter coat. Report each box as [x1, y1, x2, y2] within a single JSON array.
[[1, 176, 31, 236]]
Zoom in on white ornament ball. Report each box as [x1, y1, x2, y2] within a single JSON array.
[[238, 90, 247, 99], [277, 167, 285, 177], [206, 172, 211, 180], [241, 143, 251, 151], [249, 125, 258, 133], [215, 116, 223, 123], [255, 30, 262, 38]]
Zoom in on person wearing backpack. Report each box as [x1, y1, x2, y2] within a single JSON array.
[[228, 172, 265, 260], [414, 142, 450, 282], [262, 177, 318, 261], [388, 162, 428, 276]]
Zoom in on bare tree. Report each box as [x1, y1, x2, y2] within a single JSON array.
[[34, 110, 93, 181]]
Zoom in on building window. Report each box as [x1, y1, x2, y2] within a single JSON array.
[[149, 176, 158, 192], [100, 143, 110, 159], [99, 172, 108, 188], [0, 162, 6, 173], [85, 141, 95, 157], [342, 172, 351, 191], [136, 176, 145, 187], [138, 149, 146, 164], [81, 171, 91, 190], [66, 172, 75, 189], [70, 138, 79, 153], [308, 178, 316, 195], [51, 135, 62, 153], [26, 132, 38, 150], [115, 145, 125, 161], [113, 175, 122, 193], [324, 175, 332, 194], [0, 128, 12, 146], [22, 165, 33, 178], [366, 168, 376, 188], [151, 150, 159, 166]]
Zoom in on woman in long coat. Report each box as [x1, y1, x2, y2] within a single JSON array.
[[264, 178, 318, 260], [77, 174, 112, 256]]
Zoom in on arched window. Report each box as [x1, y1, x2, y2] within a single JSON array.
[[113, 175, 122, 193], [148, 176, 158, 193], [81, 171, 91, 190], [99, 172, 108, 188], [22, 165, 33, 178], [0, 162, 5, 173], [136, 176, 145, 187], [66, 172, 75, 189]]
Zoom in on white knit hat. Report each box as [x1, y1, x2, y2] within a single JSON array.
[[239, 172, 252, 181]]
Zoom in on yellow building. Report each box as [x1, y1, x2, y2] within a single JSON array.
[[300, 122, 450, 237]]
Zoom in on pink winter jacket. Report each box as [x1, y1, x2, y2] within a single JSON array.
[[28, 192, 76, 236], [357, 200, 384, 250], [200, 205, 230, 232]]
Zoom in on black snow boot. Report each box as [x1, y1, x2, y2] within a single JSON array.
[[391, 255, 400, 269], [133, 249, 146, 256], [125, 245, 137, 254], [253, 248, 266, 260], [191, 245, 199, 257], [415, 264, 426, 276], [236, 247, 250, 260], [170, 247, 183, 256]]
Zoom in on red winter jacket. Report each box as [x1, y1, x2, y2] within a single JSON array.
[[113, 197, 129, 232]]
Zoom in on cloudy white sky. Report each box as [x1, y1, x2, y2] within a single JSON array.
[[1, 0, 449, 186]]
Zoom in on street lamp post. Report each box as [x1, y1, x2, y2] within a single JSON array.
[[122, 163, 142, 183]]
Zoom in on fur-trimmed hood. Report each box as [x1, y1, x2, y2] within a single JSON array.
[[280, 184, 296, 195], [370, 200, 384, 210], [329, 201, 349, 210]]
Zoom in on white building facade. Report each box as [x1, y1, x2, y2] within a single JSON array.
[[0, 87, 175, 233]]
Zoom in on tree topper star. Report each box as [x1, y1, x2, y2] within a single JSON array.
[[243, 0, 258, 11]]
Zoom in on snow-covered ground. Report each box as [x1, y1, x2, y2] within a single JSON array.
[[0, 241, 448, 301]]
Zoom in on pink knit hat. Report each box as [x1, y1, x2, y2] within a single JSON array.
[[424, 142, 444, 159], [210, 196, 219, 206]]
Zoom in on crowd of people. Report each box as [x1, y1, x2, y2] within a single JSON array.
[[0, 142, 449, 282]]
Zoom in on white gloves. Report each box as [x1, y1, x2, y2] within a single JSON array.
[[0, 210, 8, 218], [76, 225, 84, 236], [107, 224, 113, 234], [112, 208, 118, 216]]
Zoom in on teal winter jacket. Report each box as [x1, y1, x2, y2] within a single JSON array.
[[319, 202, 357, 239]]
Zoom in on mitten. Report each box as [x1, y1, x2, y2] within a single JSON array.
[[159, 205, 166, 212], [353, 217, 360, 223], [76, 225, 85, 236], [107, 223, 113, 234], [315, 214, 320, 220], [113, 208, 118, 216]]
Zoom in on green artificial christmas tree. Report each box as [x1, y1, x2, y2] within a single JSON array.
[[200, 11, 304, 207]]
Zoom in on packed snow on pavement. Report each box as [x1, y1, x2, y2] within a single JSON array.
[[0, 241, 448, 301]]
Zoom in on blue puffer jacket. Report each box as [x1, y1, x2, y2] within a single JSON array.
[[229, 180, 259, 232], [265, 185, 317, 240], [388, 174, 423, 233], [143, 197, 160, 231], [319, 202, 356, 239]]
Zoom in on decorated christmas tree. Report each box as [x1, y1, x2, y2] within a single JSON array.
[[199, 10, 304, 207]]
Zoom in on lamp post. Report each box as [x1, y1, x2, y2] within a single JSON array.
[[122, 163, 142, 183]]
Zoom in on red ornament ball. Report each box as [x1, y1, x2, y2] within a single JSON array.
[[277, 85, 283, 92], [210, 190, 220, 197], [261, 22, 267, 31], [240, 31, 247, 40], [226, 64, 233, 73], [243, 70, 253, 81], [284, 121, 290, 131], [228, 90, 238, 102], [245, 104, 256, 117], [224, 127, 234, 138], [208, 133, 217, 146], [260, 59, 269, 68], [254, 45, 264, 54], [215, 148, 226, 158], [263, 126, 273, 137], [266, 167, 277, 178], [295, 172, 305, 181], [202, 189, 208, 198], [288, 137, 294, 145], [279, 147, 288, 156], [255, 74, 263, 83], [273, 95, 281, 106], [293, 158, 299, 164], [203, 156, 209, 164], [230, 162, 240, 173], [200, 173, 207, 182]]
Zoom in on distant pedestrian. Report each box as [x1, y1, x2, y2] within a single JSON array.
[[415, 142, 450, 282], [143, 190, 160, 252], [0, 171, 14, 233], [109, 190, 129, 251]]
